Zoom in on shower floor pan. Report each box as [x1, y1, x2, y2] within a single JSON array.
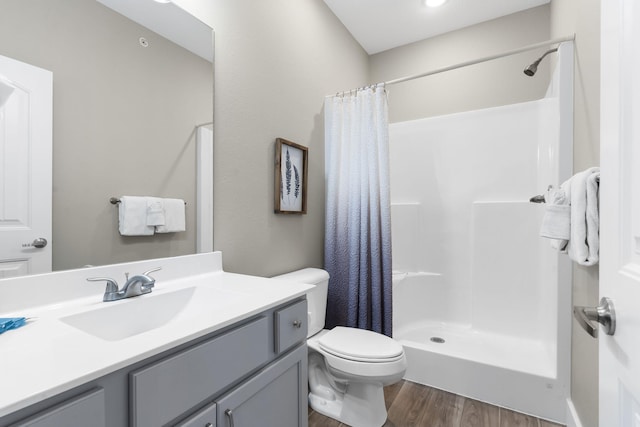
[[396, 322, 564, 423]]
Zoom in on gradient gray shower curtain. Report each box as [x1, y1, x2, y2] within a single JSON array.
[[324, 83, 393, 337]]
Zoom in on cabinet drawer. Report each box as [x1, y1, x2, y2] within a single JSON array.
[[274, 299, 307, 354], [131, 316, 269, 427], [175, 402, 216, 427], [10, 388, 105, 427]]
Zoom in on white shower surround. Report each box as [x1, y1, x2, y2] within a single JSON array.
[[389, 43, 573, 422]]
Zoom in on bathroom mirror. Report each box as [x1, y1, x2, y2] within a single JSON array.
[[0, 0, 213, 274]]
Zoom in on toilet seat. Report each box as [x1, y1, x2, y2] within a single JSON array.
[[318, 326, 404, 363], [308, 328, 407, 379]]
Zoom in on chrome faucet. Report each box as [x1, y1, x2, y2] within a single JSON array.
[[87, 267, 162, 302]]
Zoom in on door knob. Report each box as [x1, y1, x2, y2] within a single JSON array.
[[573, 297, 616, 338], [32, 238, 48, 248]]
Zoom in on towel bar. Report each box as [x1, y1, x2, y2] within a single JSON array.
[[110, 197, 187, 205], [530, 184, 554, 204]]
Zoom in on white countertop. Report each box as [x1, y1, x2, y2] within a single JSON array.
[[0, 252, 312, 418]]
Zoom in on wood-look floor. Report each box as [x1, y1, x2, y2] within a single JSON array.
[[308, 380, 565, 427]]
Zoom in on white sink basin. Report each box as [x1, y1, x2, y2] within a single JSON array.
[[60, 287, 196, 341]]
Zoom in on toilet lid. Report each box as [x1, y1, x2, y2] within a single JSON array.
[[318, 327, 404, 362]]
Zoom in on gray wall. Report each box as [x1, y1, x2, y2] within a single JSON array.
[[174, 0, 370, 276], [192, 1, 551, 277], [551, 1, 601, 426], [369, 6, 551, 123], [0, 0, 213, 271]]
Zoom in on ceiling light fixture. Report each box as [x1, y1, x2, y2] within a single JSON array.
[[424, 0, 448, 7], [153, 0, 172, 3]]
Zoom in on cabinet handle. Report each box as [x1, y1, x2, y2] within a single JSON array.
[[225, 408, 235, 427], [293, 320, 302, 328]]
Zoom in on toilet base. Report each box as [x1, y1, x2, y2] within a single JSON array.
[[309, 381, 388, 427]]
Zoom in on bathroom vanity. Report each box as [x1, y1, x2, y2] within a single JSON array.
[[0, 252, 311, 427]]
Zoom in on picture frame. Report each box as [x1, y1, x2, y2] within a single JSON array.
[[275, 138, 308, 214]]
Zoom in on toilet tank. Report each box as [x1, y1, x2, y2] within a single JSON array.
[[272, 268, 329, 337]]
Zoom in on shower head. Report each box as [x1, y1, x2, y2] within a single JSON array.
[[524, 48, 558, 77]]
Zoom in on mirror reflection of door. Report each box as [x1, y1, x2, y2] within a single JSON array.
[[0, 54, 52, 278]]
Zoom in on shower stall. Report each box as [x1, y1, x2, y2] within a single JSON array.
[[389, 42, 573, 422]]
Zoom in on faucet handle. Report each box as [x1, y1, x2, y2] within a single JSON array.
[[143, 267, 162, 276], [86, 277, 119, 293]]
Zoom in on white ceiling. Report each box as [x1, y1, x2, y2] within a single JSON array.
[[323, 0, 550, 55], [97, 0, 213, 62]]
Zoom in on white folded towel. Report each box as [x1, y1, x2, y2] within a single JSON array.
[[567, 167, 600, 266], [540, 204, 571, 240], [146, 197, 165, 226], [118, 196, 154, 236], [540, 183, 571, 251], [155, 198, 186, 233]]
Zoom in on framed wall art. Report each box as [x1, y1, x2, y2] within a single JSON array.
[[275, 138, 308, 214]]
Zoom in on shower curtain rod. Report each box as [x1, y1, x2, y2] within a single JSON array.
[[383, 35, 575, 86]]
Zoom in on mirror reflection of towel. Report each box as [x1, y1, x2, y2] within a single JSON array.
[[146, 197, 165, 226], [155, 198, 186, 233], [119, 196, 154, 236]]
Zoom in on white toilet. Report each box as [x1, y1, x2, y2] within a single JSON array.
[[274, 268, 407, 427]]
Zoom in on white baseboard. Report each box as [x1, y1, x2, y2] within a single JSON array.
[[566, 398, 584, 427]]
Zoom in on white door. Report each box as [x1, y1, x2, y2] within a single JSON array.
[[600, 0, 640, 424], [0, 55, 52, 278]]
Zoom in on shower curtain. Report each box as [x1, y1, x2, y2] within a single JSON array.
[[324, 83, 393, 337]]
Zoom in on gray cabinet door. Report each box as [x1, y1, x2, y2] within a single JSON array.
[[131, 316, 269, 427], [9, 388, 105, 427], [216, 345, 308, 427], [174, 401, 216, 427]]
